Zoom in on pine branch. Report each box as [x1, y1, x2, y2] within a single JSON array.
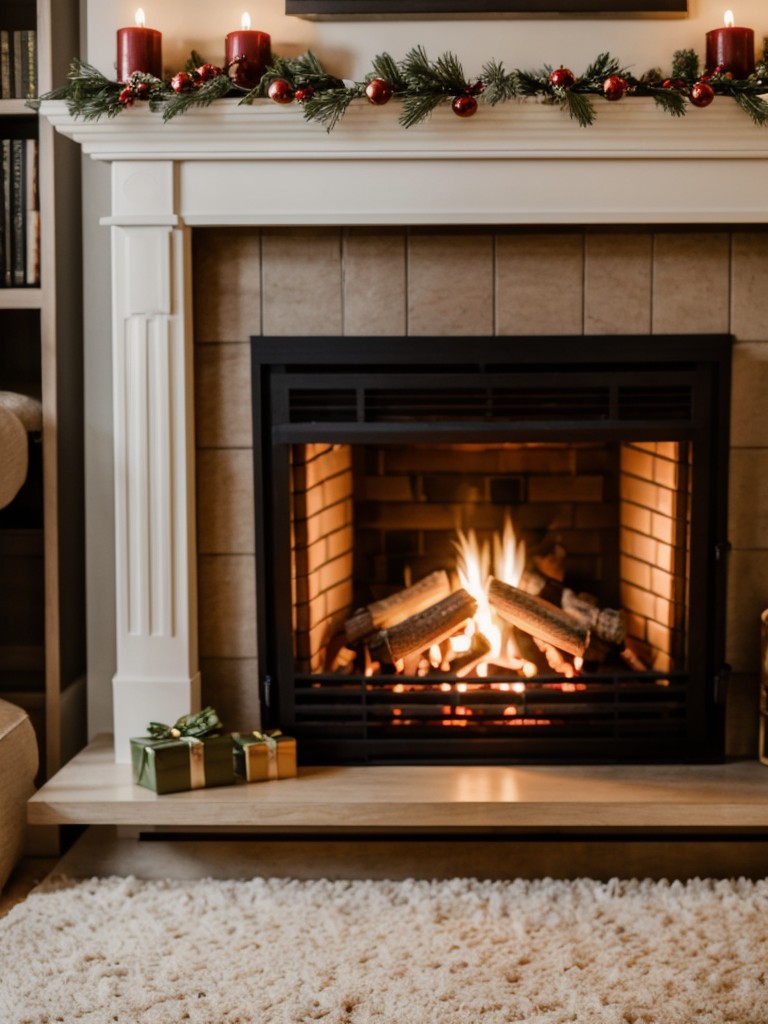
[[730, 89, 768, 126], [399, 45, 437, 90], [302, 86, 363, 131], [581, 52, 622, 83], [399, 46, 466, 95], [514, 68, 548, 97], [370, 52, 407, 91], [650, 88, 687, 117], [251, 50, 344, 99], [156, 72, 233, 120], [561, 89, 595, 127], [54, 59, 125, 120], [671, 48, 700, 83], [399, 92, 446, 129], [432, 51, 468, 93], [481, 59, 518, 106]]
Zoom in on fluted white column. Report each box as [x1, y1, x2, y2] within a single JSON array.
[[107, 161, 199, 762]]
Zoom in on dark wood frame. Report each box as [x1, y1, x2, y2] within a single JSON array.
[[286, 0, 687, 17]]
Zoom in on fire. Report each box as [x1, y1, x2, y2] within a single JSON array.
[[452, 510, 526, 673], [724, 9, 735, 28]]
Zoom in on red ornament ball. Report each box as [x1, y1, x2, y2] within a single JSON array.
[[134, 82, 151, 100], [549, 67, 575, 89], [452, 94, 478, 118], [365, 79, 394, 105], [602, 75, 629, 101], [118, 87, 135, 107], [170, 72, 193, 94], [294, 85, 315, 103], [268, 79, 295, 104], [690, 81, 715, 108], [196, 63, 222, 82]]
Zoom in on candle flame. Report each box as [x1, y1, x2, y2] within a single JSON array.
[[135, 8, 146, 27], [724, 9, 735, 28], [242, 11, 252, 30]]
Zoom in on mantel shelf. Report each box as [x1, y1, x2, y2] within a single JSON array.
[[41, 96, 768, 162], [43, 98, 768, 225], [28, 735, 768, 831]]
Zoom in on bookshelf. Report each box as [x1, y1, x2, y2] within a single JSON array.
[[0, 0, 85, 778]]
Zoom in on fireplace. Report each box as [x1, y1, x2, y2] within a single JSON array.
[[254, 333, 730, 763], [42, 100, 768, 763]]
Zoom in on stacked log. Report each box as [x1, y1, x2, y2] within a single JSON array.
[[368, 589, 478, 665], [345, 570, 451, 643], [488, 577, 590, 658]]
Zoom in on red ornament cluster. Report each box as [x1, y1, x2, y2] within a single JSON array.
[[169, 63, 226, 94], [117, 74, 154, 106], [268, 79, 295, 104]]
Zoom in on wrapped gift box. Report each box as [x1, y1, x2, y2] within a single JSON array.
[[232, 730, 297, 782], [130, 707, 235, 794], [130, 735, 235, 794]]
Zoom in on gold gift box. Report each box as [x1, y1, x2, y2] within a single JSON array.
[[232, 730, 297, 782]]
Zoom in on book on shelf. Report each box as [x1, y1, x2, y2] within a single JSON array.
[[0, 136, 38, 286], [0, 29, 36, 99]]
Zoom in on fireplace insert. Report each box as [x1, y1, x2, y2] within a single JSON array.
[[251, 335, 730, 764]]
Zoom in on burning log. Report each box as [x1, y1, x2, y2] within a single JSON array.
[[488, 577, 589, 658], [368, 588, 478, 665], [453, 632, 493, 678], [561, 589, 626, 646], [345, 570, 451, 644]]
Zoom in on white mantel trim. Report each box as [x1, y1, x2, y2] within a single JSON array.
[[43, 96, 768, 162]]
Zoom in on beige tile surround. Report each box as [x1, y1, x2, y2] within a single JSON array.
[[193, 227, 768, 744]]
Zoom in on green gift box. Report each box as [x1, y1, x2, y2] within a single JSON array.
[[130, 706, 236, 795], [232, 730, 298, 783]]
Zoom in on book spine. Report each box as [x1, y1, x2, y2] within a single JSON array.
[[11, 138, 25, 285], [12, 30, 23, 99], [25, 30, 37, 99], [0, 31, 10, 100], [1, 139, 11, 286], [25, 138, 39, 284]]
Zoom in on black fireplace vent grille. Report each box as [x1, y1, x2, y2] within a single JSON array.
[[286, 379, 693, 425]]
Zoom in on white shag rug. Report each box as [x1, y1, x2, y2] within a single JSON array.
[[1, 875, 767, 1024]]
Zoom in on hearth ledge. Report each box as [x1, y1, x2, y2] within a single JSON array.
[[28, 735, 768, 831]]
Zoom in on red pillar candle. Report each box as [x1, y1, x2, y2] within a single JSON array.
[[226, 12, 272, 90], [706, 9, 755, 78], [117, 8, 162, 82]]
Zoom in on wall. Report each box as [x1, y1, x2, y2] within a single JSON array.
[[87, 2, 768, 84], [193, 225, 767, 753], [82, 0, 768, 738]]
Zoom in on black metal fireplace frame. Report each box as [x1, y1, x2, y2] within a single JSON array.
[[251, 334, 731, 764]]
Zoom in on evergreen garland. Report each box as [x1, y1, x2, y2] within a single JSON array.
[[34, 43, 768, 133]]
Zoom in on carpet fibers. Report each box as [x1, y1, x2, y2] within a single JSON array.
[[1, 875, 767, 1023]]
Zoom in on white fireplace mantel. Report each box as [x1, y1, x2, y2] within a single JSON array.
[[46, 97, 768, 224], [43, 97, 768, 760]]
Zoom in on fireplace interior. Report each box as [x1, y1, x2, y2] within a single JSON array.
[[253, 335, 731, 764]]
